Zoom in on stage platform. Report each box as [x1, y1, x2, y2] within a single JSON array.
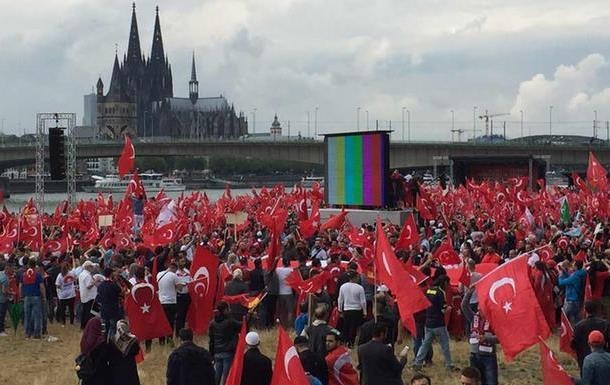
[[320, 208, 412, 226]]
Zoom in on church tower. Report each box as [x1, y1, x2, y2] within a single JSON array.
[[189, 53, 199, 105], [148, 6, 173, 101], [270, 114, 282, 140]]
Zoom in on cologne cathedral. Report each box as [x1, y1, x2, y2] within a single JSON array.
[[96, 4, 248, 139]]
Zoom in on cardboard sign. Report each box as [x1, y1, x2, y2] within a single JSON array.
[[98, 215, 113, 227], [225, 211, 248, 225]]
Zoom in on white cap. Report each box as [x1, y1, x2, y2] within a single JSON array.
[[82, 261, 94, 269], [377, 284, 389, 293], [245, 331, 260, 346]]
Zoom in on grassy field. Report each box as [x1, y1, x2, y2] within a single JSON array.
[[0, 322, 580, 385]]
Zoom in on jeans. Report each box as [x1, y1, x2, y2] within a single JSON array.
[[160, 303, 177, 344], [564, 300, 581, 327], [341, 309, 363, 346], [214, 352, 233, 385], [24, 296, 43, 338], [413, 320, 433, 362], [470, 353, 498, 385], [414, 326, 452, 367], [0, 301, 8, 333]]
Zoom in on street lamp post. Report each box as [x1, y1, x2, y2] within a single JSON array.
[[401, 107, 406, 141], [314, 107, 318, 137], [357, 107, 361, 131], [407, 110, 411, 141], [549, 105, 553, 135], [366, 110, 369, 130], [307, 111, 310, 138], [473, 106, 477, 140], [252, 108, 257, 134], [594, 110, 598, 138], [451, 110, 455, 141]]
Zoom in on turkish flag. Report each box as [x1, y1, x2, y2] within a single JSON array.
[[559, 310, 577, 359], [395, 213, 419, 250], [43, 235, 69, 255], [475, 255, 551, 360], [124, 169, 146, 199], [118, 134, 135, 179], [144, 222, 178, 248], [19, 217, 43, 251], [587, 151, 608, 190], [295, 187, 308, 221], [416, 195, 434, 220], [539, 338, 574, 385], [225, 321, 247, 385], [124, 281, 172, 341], [433, 237, 461, 266], [375, 218, 430, 335], [187, 246, 219, 335], [320, 208, 348, 231], [0, 220, 18, 253], [299, 199, 320, 239], [537, 245, 554, 262], [270, 327, 310, 385]]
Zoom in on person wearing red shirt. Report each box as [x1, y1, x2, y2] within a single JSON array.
[[324, 329, 359, 385], [480, 246, 501, 264]]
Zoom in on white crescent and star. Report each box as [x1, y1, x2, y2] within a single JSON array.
[[193, 267, 210, 296], [283, 346, 299, 380], [131, 282, 154, 314], [489, 277, 517, 314]]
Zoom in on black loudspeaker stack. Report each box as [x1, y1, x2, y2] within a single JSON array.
[[48, 127, 66, 180]]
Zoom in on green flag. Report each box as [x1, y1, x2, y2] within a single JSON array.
[[560, 197, 570, 224], [8, 303, 22, 335]]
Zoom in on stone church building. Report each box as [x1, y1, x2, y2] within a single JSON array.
[[96, 4, 247, 139]]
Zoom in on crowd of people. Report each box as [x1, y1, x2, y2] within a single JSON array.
[[0, 168, 610, 384]]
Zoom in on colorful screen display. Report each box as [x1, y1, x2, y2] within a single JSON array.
[[325, 131, 389, 207]]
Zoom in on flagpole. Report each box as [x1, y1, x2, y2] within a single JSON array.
[[373, 256, 378, 323]]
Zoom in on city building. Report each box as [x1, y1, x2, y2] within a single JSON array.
[[95, 4, 247, 139]]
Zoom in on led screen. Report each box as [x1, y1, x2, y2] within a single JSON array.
[[325, 131, 389, 207]]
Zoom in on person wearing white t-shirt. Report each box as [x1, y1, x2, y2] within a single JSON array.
[[275, 258, 295, 328], [156, 262, 185, 344], [175, 258, 192, 337], [55, 263, 76, 326], [78, 261, 98, 329]]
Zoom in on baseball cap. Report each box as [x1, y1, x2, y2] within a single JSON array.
[[245, 331, 260, 346], [588, 330, 605, 345], [377, 284, 389, 293]]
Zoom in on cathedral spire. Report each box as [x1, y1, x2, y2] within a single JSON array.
[[150, 5, 165, 64], [190, 51, 197, 81], [126, 2, 142, 66], [189, 52, 199, 105], [107, 53, 128, 101]]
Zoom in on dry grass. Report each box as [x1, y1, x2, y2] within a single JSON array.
[[0, 322, 580, 385]]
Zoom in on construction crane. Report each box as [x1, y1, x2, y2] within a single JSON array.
[[451, 128, 465, 142], [479, 110, 509, 137]]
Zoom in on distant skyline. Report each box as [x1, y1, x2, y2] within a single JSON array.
[[2, 0, 610, 140]]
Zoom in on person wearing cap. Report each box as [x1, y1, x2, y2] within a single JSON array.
[[571, 330, 610, 385], [295, 335, 329, 385], [78, 260, 98, 330], [571, 300, 610, 372], [167, 328, 215, 385], [241, 331, 272, 385]]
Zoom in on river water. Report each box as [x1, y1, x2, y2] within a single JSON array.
[[5, 189, 254, 213]]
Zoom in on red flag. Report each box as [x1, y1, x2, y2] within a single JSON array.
[[475, 255, 551, 360], [124, 281, 172, 341], [395, 213, 419, 250], [125, 169, 146, 199], [572, 172, 588, 192], [559, 310, 577, 359], [574, 249, 586, 262], [538, 245, 554, 262], [118, 134, 135, 178], [587, 151, 608, 190], [225, 321, 247, 385], [375, 218, 430, 335], [270, 327, 310, 385], [187, 246, 219, 335], [416, 195, 434, 220], [539, 338, 574, 385], [296, 187, 308, 221], [433, 237, 461, 266], [320, 209, 348, 231], [299, 199, 320, 239]]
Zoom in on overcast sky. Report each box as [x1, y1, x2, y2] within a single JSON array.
[[2, 0, 610, 141]]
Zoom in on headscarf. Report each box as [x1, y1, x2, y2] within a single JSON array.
[[114, 319, 137, 356], [80, 317, 105, 356]]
